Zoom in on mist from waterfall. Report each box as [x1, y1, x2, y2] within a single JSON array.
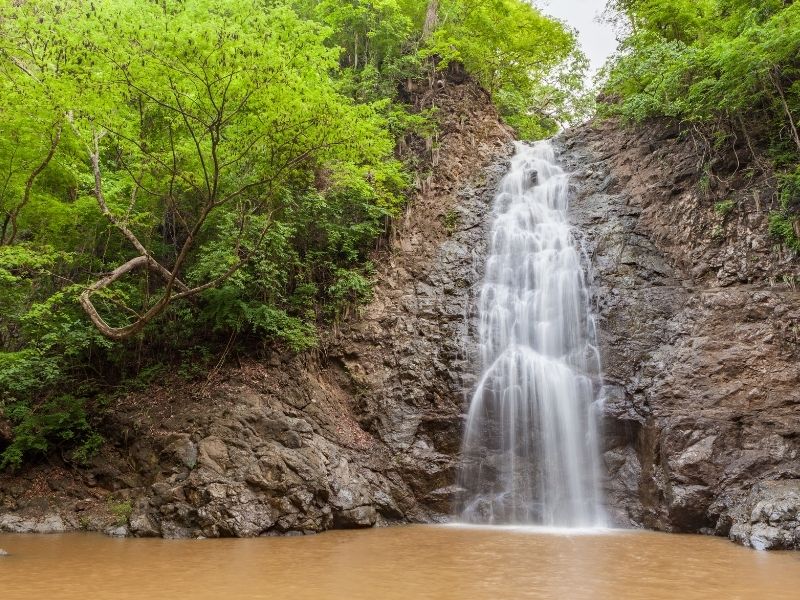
[[459, 141, 605, 528]]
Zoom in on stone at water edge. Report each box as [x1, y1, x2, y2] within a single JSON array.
[[0, 548, 8, 556], [106, 525, 129, 538], [728, 480, 800, 551]]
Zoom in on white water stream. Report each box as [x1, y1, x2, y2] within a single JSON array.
[[459, 141, 605, 528]]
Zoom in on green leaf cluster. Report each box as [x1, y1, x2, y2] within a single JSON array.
[[421, 0, 588, 137]]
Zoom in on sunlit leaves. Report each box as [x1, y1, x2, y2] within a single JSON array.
[[423, 0, 587, 137]]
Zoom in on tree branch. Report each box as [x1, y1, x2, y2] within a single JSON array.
[[1, 120, 62, 245]]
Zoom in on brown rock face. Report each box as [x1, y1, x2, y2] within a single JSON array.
[[557, 120, 800, 547]]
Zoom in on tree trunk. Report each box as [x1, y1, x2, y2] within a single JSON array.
[[1, 123, 62, 245], [769, 67, 800, 154], [422, 0, 439, 41]]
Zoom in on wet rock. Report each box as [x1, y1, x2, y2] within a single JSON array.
[[557, 120, 800, 546], [129, 511, 160, 537], [729, 480, 800, 550], [197, 436, 228, 473], [106, 525, 129, 537], [279, 431, 302, 449], [165, 435, 198, 469], [0, 513, 67, 534], [334, 506, 378, 528]]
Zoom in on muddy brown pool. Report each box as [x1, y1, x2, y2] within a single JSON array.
[[2, 525, 799, 599]]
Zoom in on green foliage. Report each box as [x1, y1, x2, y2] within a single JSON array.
[[603, 2, 800, 133], [442, 209, 459, 234], [0, 396, 101, 470], [768, 166, 800, 251], [603, 0, 800, 251], [714, 199, 735, 217], [423, 0, 588, 137], [0, 0, 582, 468], [327, 266, 375, 318], [314, 0, 414, 70], [297, 0, 587, 134], [768, 212, 800, 252], [107, 498, 133, 526]]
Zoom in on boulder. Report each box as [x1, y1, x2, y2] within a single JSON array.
[[729, 480, 800, 550]]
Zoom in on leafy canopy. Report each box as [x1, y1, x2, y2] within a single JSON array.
[[602, 0, 800, 248], [0, 0, 584, 468]]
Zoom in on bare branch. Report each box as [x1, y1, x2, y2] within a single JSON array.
[[1, 120, 62, 245], [79, 255, 173, 340], [88, 134, 190, 293]]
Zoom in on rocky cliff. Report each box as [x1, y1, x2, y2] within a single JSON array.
[[0, 73, 514, 538], [558, 120, 800, 550], [3, 103, 798, 549]]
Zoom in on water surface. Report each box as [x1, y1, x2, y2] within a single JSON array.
[[2, 526, 798, 599]]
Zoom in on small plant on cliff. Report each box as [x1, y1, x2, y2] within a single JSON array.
[[768, 213, 800, 253], [768, 168, 800, 252], [107, 498, 133, 526], [714, 199, 736, 218], [442, 209, 460, 234]]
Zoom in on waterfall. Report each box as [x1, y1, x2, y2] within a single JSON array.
[[459, 141, 605, 528]]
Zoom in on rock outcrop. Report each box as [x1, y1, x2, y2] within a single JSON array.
[[729, 480, 800, 550], [558, 120, 800, 548]]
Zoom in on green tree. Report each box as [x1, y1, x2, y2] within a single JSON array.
[[423, 0, 588, 137], [1, 0, 399, 339], [0, 0, 586, 468]]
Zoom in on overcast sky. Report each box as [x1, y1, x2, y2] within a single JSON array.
[[536, 0, 619, 80]]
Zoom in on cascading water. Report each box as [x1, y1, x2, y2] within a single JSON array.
[[459, 140, 605, 528]]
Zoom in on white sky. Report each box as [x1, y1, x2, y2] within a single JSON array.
[[536, 0, 619, 80]]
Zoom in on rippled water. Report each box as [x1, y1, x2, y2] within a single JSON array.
[[2, 526, 799, 599], [460, 141, 604, 526]]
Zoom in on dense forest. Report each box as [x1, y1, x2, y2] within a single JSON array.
[[1, 0, 799, 473], [0, 0, 584, 468]]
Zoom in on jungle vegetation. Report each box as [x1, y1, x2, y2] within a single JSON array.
[[0, 0, 584, 468], [601, 0, 800, 250]]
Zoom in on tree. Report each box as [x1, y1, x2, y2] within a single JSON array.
[[423, 0, 587, 136], [0, 0, 586, 468], [1, 0, 397, 340]]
